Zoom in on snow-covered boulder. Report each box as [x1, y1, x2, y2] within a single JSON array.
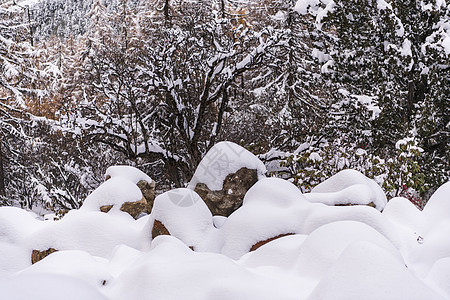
[[221, 177, 400, 259], [188, 141, 266, 216], [28, 210, 147, 259], [105, 166, 156, 213], [221, 178, 310, 259], [80, 177, 148, 219], [304, 169, 387, 211], [149, 188, 216, 251]]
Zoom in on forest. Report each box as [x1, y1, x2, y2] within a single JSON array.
[[0, 0, 448, 213]]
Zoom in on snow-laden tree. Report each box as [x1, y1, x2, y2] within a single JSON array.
[[0, 2, 38, 202], [62, 0, 285, 187]]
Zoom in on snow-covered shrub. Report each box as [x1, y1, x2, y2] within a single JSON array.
[[265, 137, 446, 208]]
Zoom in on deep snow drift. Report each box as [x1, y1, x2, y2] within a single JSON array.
[[1, 162, 450, 299]]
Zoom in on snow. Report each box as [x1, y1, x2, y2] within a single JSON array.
[[376, 0, 392, 10], [104, 165, 153, 184], [294, 0, 321, 15], [0, 273, 108, 300], [18, 250, 111, 288], [294, 221, 403, 281], [1, 169, 450, 300], [28, 210, 148, 257], [188, 141, 266, 191], [422, 181, 450, 229], [304, 169, 387, 210], [80, 177, 143, 213], [307, 241, 446, 300], [148, 188, 216, 251], [427, 258, 450, 299], [351, 94, 381, 119]]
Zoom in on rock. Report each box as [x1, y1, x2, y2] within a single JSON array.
[[137, 180, 155, 213], [194, 167, 259, 216], [188, 141, 266, 216], [99, 205, 113, 213], [148, 188, 214, 251], [250, 233, 294, 252], [152, 219, 170, 239], [103, 166, 156, 214], [31, 248, 58, 264], [120, 197, 149, 219], [80, 177, 149, 219]]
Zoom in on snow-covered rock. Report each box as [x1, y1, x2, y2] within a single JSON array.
[[28, 210, 148, 258], [221, 178, 310, 259], [188, 141, 266, 216], [80, 177, 149, 219], [105, 166, 156, 212], [1, 171, 450, 300], [105, 165, 153, 184], [304, 169, 387, 211], [148, 188, 217, 251]]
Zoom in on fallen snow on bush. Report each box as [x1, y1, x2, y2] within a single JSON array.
[[1, 171, 449, 299]]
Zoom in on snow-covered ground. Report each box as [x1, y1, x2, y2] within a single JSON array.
[[1, 163, 450, 299]]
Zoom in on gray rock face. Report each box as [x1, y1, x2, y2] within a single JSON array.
[[194, 167, 258, 217]]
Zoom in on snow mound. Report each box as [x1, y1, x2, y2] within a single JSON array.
[[80, 177, 143, 213], [149, 188, 216, 251], [407, 220, 450, 277], [243, 177, 308, 207], [304, 169, 387, 210], [239, 234, 308, 269], [28, 210, 148, 258], [221, 177, 402, 259], [0, 207, 42, 244], [221, 178, 310, 259], [0, 273, 108, 300], [307, 241, 446, 300], [422, 181, 450, 229], [294, 221, 402, 281], [302, 204, 402, 248], [105, 165, 153, 184], [0, 242, 31, 277], [188, 141, 266, 191], [18, 250, 111, 289], [105, 235, 298, 300], [427, 257, 450, 299]]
